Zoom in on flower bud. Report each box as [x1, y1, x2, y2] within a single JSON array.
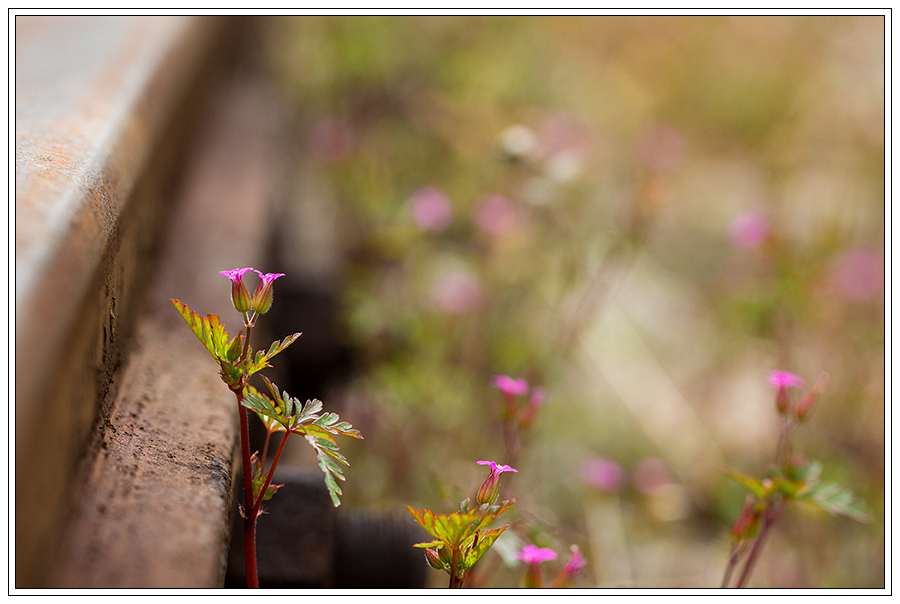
[[251, 270, 286, 314], [730, 495, 759, 541], [768, 370, 804, 415], [475, 460, 518, 506], [425, 548, 445, 571], [219, 268, 254, 313], [794, 372, 828, 422]]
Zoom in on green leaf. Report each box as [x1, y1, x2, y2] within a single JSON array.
[[722, 467, 768, 498], [462, 525, 509, 570], [798, 481, 871, 523], [246, 332, 302, 376], [169, 298, 233, 364]]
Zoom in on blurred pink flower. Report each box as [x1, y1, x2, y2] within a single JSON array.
[[729, 210, 770, 250], [830, 247, 884, 301], [309, 118, 355, 163], [492, 375, 529, 396], [476, 460, 518, 475], [768, 370, 804, 389], [429, 269, 482, 313], [635, 122, 686, 172], [535, 112, 593, 160], [475, 194, 519, 234], [632, 457, 674, 495], [409, 186, 452, 232], [581, 457, 625, 493], [513, 544, 558, 565], [562, 545, 588, 575]]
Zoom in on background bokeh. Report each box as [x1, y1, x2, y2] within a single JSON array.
[[254, 15, 885, 588]]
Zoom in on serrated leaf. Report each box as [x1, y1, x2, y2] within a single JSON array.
[[170, 298, 231, 362], [722, 467, 768, 498], [462, 525, 509, 570], [246, 332, 302, 376], [799, 481, 871, 523]]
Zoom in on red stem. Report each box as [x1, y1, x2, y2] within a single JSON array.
[[236, 392, 259, 588], [252, 430, 290, 514]]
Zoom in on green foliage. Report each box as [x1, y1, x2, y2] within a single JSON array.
[[242, 376, 362, 507], [245, 333, 302, 377], [797, 481, 871, 524], [407, 500, 516, 577], [725, 459, 870, 525], [169, 298, 300, 388]]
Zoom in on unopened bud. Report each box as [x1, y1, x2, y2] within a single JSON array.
[[475, 460, 518, 506], [220, 268, 254, 313], [425, 548, 445, 570], [795, 372, 829, 422], [251, 270, 286, 314], [731, 495, 760, 541]]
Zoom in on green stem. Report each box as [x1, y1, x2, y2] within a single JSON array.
[[449, 549, 464, 588]]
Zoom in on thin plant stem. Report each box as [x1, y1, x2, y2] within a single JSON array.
[[252, 429, 291, 514], [449, 549, 464, 588], [236, 393, 259, 588], [734, 501, 783, 588]]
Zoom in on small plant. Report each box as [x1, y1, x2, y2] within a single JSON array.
[[407, 461, 518, 588], [721, 370, 870, 588], [170, 268, 361, 588]]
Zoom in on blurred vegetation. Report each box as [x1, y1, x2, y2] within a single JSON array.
[[256, 15, 884, 588]]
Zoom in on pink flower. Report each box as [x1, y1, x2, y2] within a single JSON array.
[[476, 460, 518, 475], [769, 370, 804, 414], [514, 544, 558, 565], [492, 375, 529, 396], [409, 186, 452, 232], [768, 371, 804, 389], [562, 545, 588, 574], [632, 457, 674, 495], [429, 269, 482, 313], [475, 194, 519, 234], [830, 248, 884, 301], [251, 270, 286, 314], [635, 122, 685, 172], [729, 210, 770, 250], [219, 267, 254, 312], [476, 460, 518, 505], [581, 457, 625, 493]]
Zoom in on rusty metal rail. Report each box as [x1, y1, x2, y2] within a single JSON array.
[[14, 15, 264, 588]]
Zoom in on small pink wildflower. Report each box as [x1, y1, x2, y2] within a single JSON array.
[[830, 248, 884, 301], [476, 460, 518, 505], [729, 210, 770, 250], [409, 186, 452, 232], [251, 270, 286, 314], [475, 194, 519, 234], [769, 370, 804, 415], [551, 544, 588, 586], [220, 267, 254, 312], [768, 371, 804, 389], [476, 460, 518, 475], [581, 457, 625, 493], [514, 544, 558, 565], [492, 375, 528, 397], [632, 457, 674, 495], [429, 269, 482, 314], [635, 122, 686, 172], [562, 545, 588, 574]]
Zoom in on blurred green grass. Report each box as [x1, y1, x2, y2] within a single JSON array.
[[259, 15, 884, 588]]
